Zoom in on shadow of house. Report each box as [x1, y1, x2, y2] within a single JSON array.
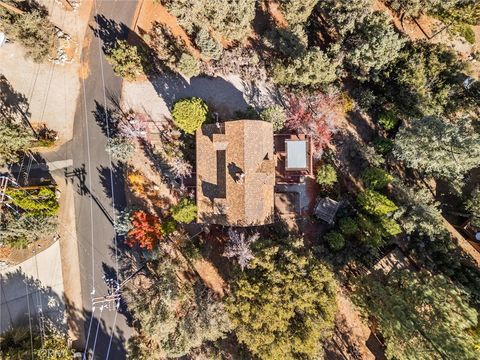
[[149, 73, 251, 119]]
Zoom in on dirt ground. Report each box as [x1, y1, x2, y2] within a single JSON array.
[[133, 0, 201, 59], [324, 287, 383, 360], [0, 0, 93, 144]]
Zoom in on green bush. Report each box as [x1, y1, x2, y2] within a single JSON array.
[[6, 188, 59, 217], [355, 214, 385, 248], [361, 167, 393, 189], [194, 29, 223, 60], [325, 231, 345, 251], [455, 24, 475, 44], [373, 137, 394, 154], [339, 217, 359, 236], [171, 198, 197, 223], [161, 219, 176, 235], [377, 110, 399, 131], [260, 105, 286, 131], [316, 164, 337, 187], [182, 240, 203, 260], [357, 189, 397, 216], [106, 40, 144, 81], [177, 53, 200, 78], [380, 217, 402, 236], [171, 97, 209, 134]]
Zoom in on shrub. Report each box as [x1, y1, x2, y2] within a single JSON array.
[[106, 40, 144, 81], [194, 29, 223, 60], [455, 24, 475, 44], [377, 110, 399, 131], [357, 189, 398, 216], [171, 97, 209, 134], [171, 198, 197, 223], [161, 219, 176, 235], [361, 167, 394, 189], [106, 137, 135, 162], [325, 231, 346, 251], [260, 105, 286, 131], [341, 92, 355, 113], [339, 217, 359, 236], [316, 164, 337, 187], [380, 217, 402, 236], [373, 137, 394, 154], [6, 188, 59, 217], [355, 214, 385, 248], [177, 53, 200, 78]]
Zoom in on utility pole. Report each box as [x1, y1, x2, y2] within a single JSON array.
[[91, 263, 146, 311]]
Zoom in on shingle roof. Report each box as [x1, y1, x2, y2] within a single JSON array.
[[196, 120, 275, 226]]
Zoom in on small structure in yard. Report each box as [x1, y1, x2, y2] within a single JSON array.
[[196, 120, 275, 226], [274, 134, 313, 183], [314, 197, 341, 224], [370, 247, 414, 276]]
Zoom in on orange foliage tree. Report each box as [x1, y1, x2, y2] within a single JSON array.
[[125, 210, 162, 250]]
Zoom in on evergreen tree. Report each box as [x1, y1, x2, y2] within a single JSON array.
[[0, 121, 34, 165], [344, 12, 405, 81], [393, 116, 480, 181], [273, 47, 338, 88], [227, 238, 336, 360], [317, 0, 373, 37], [354, 270, 480, 360], [126, 256, 231, 359]]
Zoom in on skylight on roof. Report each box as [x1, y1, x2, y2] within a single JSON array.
[[286, 140, 308, 170]]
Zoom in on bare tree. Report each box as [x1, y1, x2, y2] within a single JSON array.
[[169, 157, 192, 179], [223, 229, 259, 271]]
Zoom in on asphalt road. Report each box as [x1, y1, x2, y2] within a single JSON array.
[[71, 1, 139, 358]]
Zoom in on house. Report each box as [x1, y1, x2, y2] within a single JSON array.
[[196, 120, 276, 226]]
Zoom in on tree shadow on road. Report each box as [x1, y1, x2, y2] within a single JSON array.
[[92, 100, 119, 138], [97, 163, 126, 214]]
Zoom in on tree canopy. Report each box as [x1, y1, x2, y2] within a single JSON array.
[[344, 12, 405, 81], [393, 116, 480, 181], [127, 256, 231, 359], [354, 270, 480, 360], [164, 0, 256, 42], [227, 238, 336, 360], [0, 121, 34, 165]]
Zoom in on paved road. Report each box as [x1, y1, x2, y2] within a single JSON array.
[[71, 1, 138, 358]]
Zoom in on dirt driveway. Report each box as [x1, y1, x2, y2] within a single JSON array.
[[0, 0, 92, 144]]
